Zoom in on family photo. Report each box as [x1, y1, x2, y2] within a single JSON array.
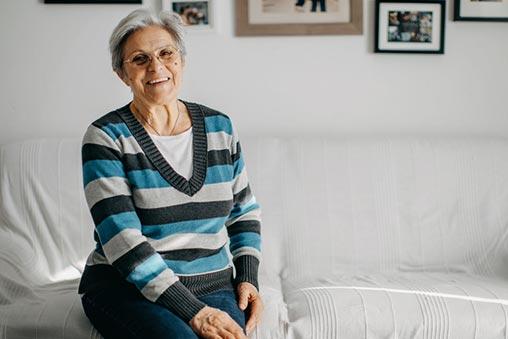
[[249, 0, 349, 24], [261, 0, 339, 13], [387, 11, 433, 43], [171, 0, 209, 25]]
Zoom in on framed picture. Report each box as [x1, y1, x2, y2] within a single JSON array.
[[235, 0, 363, 36], [44, 0, 141, 3], [375, 0, 445, 54], [454, 0, 508, 21], [162, 0, 216, 31]]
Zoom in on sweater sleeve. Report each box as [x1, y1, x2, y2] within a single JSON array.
[[82, 124, 205, 322], [225, 123, 262, 290]]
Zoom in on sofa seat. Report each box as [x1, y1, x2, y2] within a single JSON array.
[[0, 288, 100, 339], [284, 272, 508, 339], [0, 275, 285, 339]]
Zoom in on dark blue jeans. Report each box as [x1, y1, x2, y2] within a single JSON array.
[[81, 283, 246, 339]]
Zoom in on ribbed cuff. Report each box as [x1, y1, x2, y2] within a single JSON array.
[[233, 255, 260, 290], [156, 281, 206, 323]]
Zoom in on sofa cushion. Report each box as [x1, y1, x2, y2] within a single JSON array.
[[283, 272, 508, 339], [0, 290, 100, 339]]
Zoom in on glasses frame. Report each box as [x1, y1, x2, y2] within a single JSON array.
[[123, 45, 181, 68]]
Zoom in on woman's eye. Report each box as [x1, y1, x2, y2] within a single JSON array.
[[133, 55, 149, 65], [160, 50, 173, 59]]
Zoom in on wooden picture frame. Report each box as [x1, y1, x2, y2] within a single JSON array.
[[454, 0, 508, 22], [235, 0, 363, 36], [375, 0, 445, 54]]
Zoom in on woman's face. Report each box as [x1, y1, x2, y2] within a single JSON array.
[[118, 25, 184, 106]]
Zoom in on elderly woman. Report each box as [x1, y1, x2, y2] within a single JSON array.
[[78, 9, 263, 339]]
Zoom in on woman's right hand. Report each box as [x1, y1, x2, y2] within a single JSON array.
[[189, 306, 248, 339]]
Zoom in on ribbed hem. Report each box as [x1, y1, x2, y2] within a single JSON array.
[[156, 281, 206, 323], [180, 267, 234, 296], [80, 265, 234, 322], [233, 255, 260, 290], [79, 264, 234, 297]]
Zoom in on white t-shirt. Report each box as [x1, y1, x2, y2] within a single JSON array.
[[150, 127, 193, 180]]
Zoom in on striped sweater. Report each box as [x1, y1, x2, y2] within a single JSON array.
[[78, 101, 262, 322]]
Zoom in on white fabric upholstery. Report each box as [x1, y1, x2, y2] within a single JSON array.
[[245, 136, 508, 339], [1, 136, 508, 338]]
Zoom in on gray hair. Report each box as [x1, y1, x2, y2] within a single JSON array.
[[109, 8, 187, 73]]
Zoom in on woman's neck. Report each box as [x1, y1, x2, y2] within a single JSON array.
[[130, 99, 190, 136]]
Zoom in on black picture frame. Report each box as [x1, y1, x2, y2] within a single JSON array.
[[454, 0, 508, 22], [44, 0, 141, 3], [375, 0, 445, 54]]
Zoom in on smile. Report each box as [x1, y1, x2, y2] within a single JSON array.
[[147, 77, 170, 85]]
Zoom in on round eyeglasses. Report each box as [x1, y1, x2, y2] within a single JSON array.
[[123, 45, 180, 68]]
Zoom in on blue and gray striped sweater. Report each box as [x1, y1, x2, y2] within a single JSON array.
[[78, 101, 261, 322]]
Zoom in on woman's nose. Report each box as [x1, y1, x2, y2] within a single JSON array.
[[147, 56, 164, 72]]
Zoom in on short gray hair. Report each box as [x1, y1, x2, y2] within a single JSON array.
[[109, 9, 187, 73]]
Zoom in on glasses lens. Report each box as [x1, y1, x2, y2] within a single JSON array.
[[159, 47, 177, 62], [126, 46, 179, 67], [132, 54, 150, 66]]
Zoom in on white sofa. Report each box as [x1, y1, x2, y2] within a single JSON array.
[[2, 136, 508, 339]]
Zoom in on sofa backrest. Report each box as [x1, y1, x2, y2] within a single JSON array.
[[1, 137, 508, 286], [242, 137, 508, 282], [0, 139, 94, 286]]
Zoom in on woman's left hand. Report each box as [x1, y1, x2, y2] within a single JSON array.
[[237, 282, 263, 336]]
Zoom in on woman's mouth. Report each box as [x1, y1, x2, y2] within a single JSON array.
[[147, 77, 170, 86]]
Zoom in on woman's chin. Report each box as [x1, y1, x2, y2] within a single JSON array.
[[142, 92, 177, 105]]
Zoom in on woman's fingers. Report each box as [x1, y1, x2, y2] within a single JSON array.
[[238, 287, 250, 311], [220, 313, 247, 339], [245, 298, 264, 335], [216, 326, 241, 339], [192, 307, 246, 339], [235, 282, 264, 336]]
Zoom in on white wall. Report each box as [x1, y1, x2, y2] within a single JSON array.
[[0, 0, 507, 145]]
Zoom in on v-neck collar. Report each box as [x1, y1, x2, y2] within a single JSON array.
[[117, 100, 208, 197]]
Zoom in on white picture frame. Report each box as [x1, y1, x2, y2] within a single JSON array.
[[162, 0, 217, 32]]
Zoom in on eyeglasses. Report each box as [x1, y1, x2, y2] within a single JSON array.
[[123, 45, 180, 68]]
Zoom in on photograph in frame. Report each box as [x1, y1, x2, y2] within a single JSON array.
[[236, 0, 362, 36], [248, 0, 350, 24], [162, 0, 216, 31], [375, 0, 445, 54], [454, 0, 508, 21]]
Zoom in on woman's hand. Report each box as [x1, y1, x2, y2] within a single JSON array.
[[189, 306, 247, 339], [237, 282, 264, 336]]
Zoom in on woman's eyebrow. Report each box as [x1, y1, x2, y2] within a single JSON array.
[[126, 45, 173, 56]]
